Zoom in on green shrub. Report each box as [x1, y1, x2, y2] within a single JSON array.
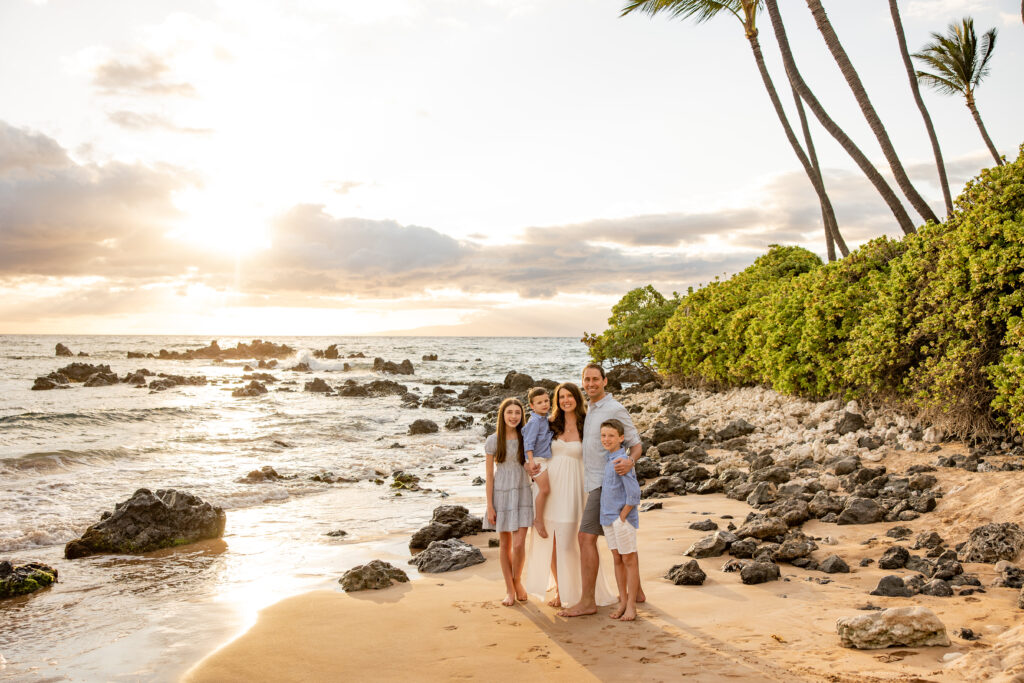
[[584, 285, 679, 365]]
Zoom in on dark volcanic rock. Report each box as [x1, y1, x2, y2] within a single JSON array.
[[239, 465, 283, 483], [717, 419, 756, 441], [634, 457, 661, 480], [961, 523, 1024, 563], [55, 343, 74, 357], [837, 497, 884, 525], [666, 559, 706, 586], [746, 482, 778, 507], [879, 546, 910, 569], [409, 506, 483, 550], [409, 419, 439, 435], [919, 579, 953, 597], [304, 378, 333, 393], [771, 499, 811, 527], [870, 575, 914, 597], [836, 411, 866, 435], [232, 381, 268, 397], [445, 415, 474, 431], [64, 488, 226, 559], [729, 537, 758, 558], [773, 532, 818, 562], [820, 554, 850, 574], [686, 531, 737, 558], [689, 519, 719, 532], [652, 422, 699, 444], [886, 526, 913, 539], [374, 358, 414, 375], [735, 515, 788, 540], [503, 371, 534, 392], [339, 559, 409, 591], [0, 560, 59, 598], [408, 538, 485, 573], [809, 491, 846, 518], [913, 531, 944, 550], [740, 561, 780, 584], [57, 362, 114, 382]]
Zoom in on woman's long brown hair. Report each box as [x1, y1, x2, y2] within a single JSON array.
[[548, 382, 586, 438], [494, 397, 525, 464]]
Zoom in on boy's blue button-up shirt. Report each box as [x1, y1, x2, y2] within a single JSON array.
[[600, 447, 641, 528], [523, 412, 553, 459]]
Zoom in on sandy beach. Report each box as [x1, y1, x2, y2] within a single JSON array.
[[184, 441, 1024, 682]]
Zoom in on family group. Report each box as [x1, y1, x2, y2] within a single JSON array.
[[484, 363, 645, 621]]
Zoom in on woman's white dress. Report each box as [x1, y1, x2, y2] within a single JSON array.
[[523, 439, 616, 606]]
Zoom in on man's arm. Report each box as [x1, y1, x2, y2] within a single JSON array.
[[612, 402, 642, 475]]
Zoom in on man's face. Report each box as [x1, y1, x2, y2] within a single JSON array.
[[582, 368, 607, 400]]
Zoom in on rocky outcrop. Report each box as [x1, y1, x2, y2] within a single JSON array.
[[64, 488, 226, 559], [409, 506, 483, 550], [408, 538, 485, 573], [445, 415, 474, 431], [409, 419, 439, 435], [870, 575, 913, 598], [374, 358, 414, 375], [142, 339, 295, 361], [55, 343, 73, 357], [232, 381, 268, 397], [339, 560, 409, 591], [0, 561, 58, 598], [304, 378, 333, 393], [961, 522, 1024, 563], [503, 371, 534, 392], [836, 606, 950, 649], [740, 561, 780, 584]]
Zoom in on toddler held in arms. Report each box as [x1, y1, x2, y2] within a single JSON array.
[[522, 387, 554, 538], [599, 419, 642, 621]]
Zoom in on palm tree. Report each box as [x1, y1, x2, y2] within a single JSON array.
[[914, 18, 1003, 166], [804, 0, 938, 226], [620, 0, 849, 259], [890, 0, 953, 217], [764, 0, 916, 235]]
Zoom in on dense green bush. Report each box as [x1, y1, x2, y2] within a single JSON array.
[[613, 144, 1024, 435], [584, 285, 679, 365]]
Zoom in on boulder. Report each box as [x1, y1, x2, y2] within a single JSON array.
[[919, 579, 953, 597], [239, 465, 283, 483], [32, 377, 61, 390], [836, 606, 950, 649], [836, 411, 866, 435], [879, 546, 910, 570], [728, 538, 759, 558], [409, 419, 439, 435], [717, 419, 756, 441], [771, 499, 811, 527], [55, 343, 74, 356], [232, 381, 268, 397], [634, 457, 661, 480], [339, 560, 409, 591], [304, 378, 333, 393], [666, 560, 706, 586], [820, 554, 850, 574], [64, 488, 226, 559], [445, 415, 474, 431], [83, 372, 118, 387], [913, 531, 944, 550], [686, 531, 736, 558], [0, 560, 59, 598], [735, 516, 788, 540], [961, 523, 1024, 563], [422, 354, 438, 361], [652, 422, 699, 444], [809, 491, 846, 518], [502, 371, 534, 392], [689, 519, 719, 532], [56, 362, 114, 382], [837, 497, 884, 525], [409, 506, 483, 549], [740, 562, 780, 585], [408, 538, 485, 573], [870, 575, 913, 598], [746, 482, 778, 507], [773, 532, 819, 562], [374, 358, 415, 375]]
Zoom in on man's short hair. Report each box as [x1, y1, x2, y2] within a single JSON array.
[[601, 419, 625, 436], [582, 363, 606, 380], [527, 386, 549, 402]]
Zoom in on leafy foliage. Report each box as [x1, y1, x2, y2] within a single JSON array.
[[585, 285, 680, 365]]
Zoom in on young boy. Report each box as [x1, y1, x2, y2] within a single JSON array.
[[523, 387, 554, 538], [599, 419, 641, 621]]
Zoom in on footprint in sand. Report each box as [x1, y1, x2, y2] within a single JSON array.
[[517, 645, 550, 662], [443, 625, 458, 631]]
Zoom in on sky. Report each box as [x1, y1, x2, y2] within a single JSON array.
[[0, 0, 1021, 336]]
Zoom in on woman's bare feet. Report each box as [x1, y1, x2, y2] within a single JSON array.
[[514, 580, 528, 602], [547, 591, 561, 608], [533, 519, 548, 539], [501, 593, 516, 607], [619, 606, 637, 621], [609, 603, 625, 619], [557, 600, 597, 618]]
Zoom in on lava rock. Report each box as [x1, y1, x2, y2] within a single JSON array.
[[409, 419, 439, 435], [870, 575, 913, 598], [809, 491, 846, 518], [64, 488, 226, 559], [773, 532, 819, 562], [686, 531, 737, 558], [445, 415, 474, 431], [913, 531, 944, 550], [961, 523, 1024, 563], [717, 419, 756, 441], [879, 546, 910, 570], [836, 411, 866, 435], [729, 538, 759, 558], [886, 526, 913, 539], [740, 561, 780, 585], [304, 378, 333, 393], [374, 358, 415, 375], [689, 519, 719, 532], [919, 579, 953, 597], [502, 371, 534, 392], [233, 381, 268, 397], [836, 606, 950, 649], [735, 515, 788, 540], [239, 465, 283, 483], [55, 342, 74, 357], [408, 538, 485, 573], [746, 482, 778, 506], [837, 497, 884, 525], [0, 561, 59, 598], [666, 559, 706, 585], [339, 560, 409, 591], [819, 555, 850, 574]]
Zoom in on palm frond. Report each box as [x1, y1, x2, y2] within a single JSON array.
[[620, 0, 742, 24], [912, 16, 998, 97], [915, 71, 962, 96]]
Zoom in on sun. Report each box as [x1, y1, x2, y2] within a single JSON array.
[[171, 187, 272, 256]]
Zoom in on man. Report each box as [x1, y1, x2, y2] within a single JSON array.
[[558, 363, 645, 617]]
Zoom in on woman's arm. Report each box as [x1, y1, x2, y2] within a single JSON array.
[[485, 453, 496, 526]]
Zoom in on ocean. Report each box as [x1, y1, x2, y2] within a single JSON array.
[[0, 335, 590, 681]]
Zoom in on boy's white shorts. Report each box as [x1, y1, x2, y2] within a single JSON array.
[[602, 518, 638, 554], [532, 459, 549, 475]]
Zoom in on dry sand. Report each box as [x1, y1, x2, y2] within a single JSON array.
[[185, 442, 1024, 682]]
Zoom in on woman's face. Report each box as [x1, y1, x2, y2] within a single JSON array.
[[558, 388, 577, 414], [503, 402, 522, 429]]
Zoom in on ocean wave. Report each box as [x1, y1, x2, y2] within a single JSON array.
[[0, 447, 150, 472], [289, 348, 359, 373], [0, 406, 206, 428]]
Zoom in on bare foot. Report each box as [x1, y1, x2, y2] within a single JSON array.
[[547, 593, 561, 608], [501, 593, 516, 607], [619, 606, 637, 621], [558, 601, 598, 618], [534, 519, 548, 539], [609, 603, 626, 619], [637, 588, 646, 604], [514, 580, 528, 602]]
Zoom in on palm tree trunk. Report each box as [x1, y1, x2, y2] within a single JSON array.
[[805, 0, 938, 226], [966, 93, 1004, 166], [791, 84, 848, 259], [745, 30, 845, 258], [764, 0, 917, 235], [889, 0, 953, 217]]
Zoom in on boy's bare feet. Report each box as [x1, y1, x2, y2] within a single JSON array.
[[609, 604, 625, 619], [547, 591, 561, 608], [533, 519, 548, 539], [501, 593, 516, 607], [619, 606, 637, 621], [557, 600, 597, 618]]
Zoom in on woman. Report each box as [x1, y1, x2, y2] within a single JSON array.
[[523, 382, 615, 608]]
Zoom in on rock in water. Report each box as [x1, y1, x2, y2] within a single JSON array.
[[0, 560, 59, 598], [666, 560, 706, 586], [64, 488, 226, 559], [55, 343, 73, 357], [409, 419, 439, 435], [408, 538, 485, 573], [836, 606, 950, 649], [961, 522, 1024, 563], [339, 560, 409, 591]]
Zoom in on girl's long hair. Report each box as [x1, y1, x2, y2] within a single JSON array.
[[494, 397, 525, 464], [548, 382, 586, 438]]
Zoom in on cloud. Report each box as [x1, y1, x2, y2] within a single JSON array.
[[326, 180, 365, 195], [520, 210, 764, 248], [0, 122, 70, 177], [107, 110, 212, 134], [92, 53, 196, 96]]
